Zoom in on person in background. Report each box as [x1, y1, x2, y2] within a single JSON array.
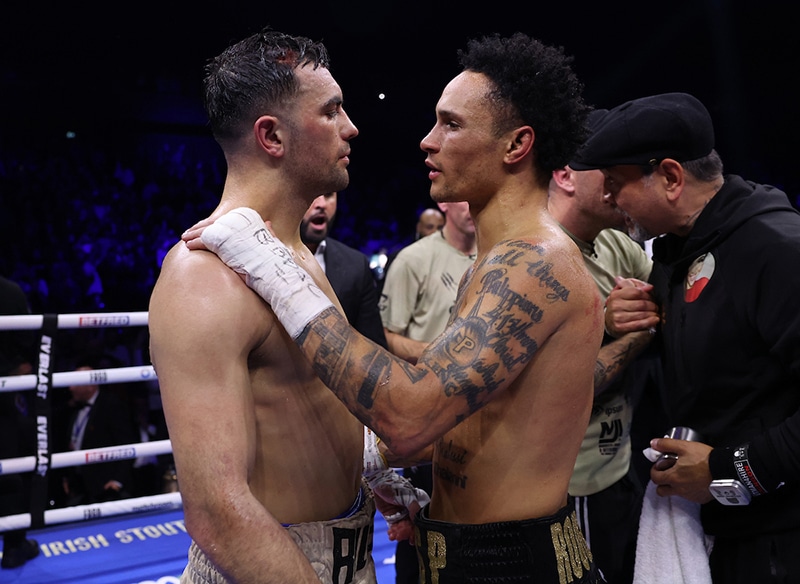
[[131, 392, 171, 497], [150, 27, 424, 583], [191, 32, 604, 583], [377, 207, 446, 292], [300, 192, 387, 347], [0, 275, 40, 569], [414, 208, 445, 241], [378, 200, 476, 583], [59, 359, 137, 506], [381, 201, 476, 364], [548, 109, 656, 583], [571, 91, 800, 583]]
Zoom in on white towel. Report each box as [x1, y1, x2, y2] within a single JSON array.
[[633, 480, 714, 584]]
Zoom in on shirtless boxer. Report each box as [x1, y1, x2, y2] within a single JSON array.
[[149, 28, 425, 584], [188, 33, 604, 583]]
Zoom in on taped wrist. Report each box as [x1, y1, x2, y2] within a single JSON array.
[[363, 427, 388, 476], [363, 427, 430, 522], [367, 471, 430, 523], [201, 207, 333, 338]]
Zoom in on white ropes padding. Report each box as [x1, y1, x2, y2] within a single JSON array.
[[0, 310, 181, 535], [0, 492, 183, 532], [0, 364, 157, 393], [0, 311, 148, 330], [0, 439, 174, 476]]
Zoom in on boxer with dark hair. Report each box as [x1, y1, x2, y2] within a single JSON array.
[[150, 27, 425, 584], [189, 32, 604, 584]]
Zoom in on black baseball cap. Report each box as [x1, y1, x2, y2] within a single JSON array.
[[569, 92, 714, 170]]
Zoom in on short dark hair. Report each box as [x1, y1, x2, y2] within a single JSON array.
[[203, 27, 330, 144], [457, 33, 590, 186]]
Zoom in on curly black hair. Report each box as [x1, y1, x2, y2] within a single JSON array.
[[203, 27, 330, 144], [458, 33, 590, 184]]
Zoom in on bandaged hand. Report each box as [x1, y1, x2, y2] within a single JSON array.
[[200, 207, 333, 339], [363, 427, 430, 527]]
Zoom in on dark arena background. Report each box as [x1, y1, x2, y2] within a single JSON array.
[[3, 0, 799, 319], [1, 1, 798, 582]]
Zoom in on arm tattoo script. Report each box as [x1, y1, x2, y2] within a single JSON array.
[[593, 332, 652, 395], [420, 244, 572, 415], [433, 438, 471, 489], [487, 240, 570, 302], [297, 239, 575, 432], [296, 307, 426, 424]]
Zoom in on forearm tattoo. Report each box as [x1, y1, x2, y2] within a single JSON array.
[[296, 240, 572, 432], [593, 332, 651, 393]]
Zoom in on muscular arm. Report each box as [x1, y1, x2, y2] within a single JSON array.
[[197, 209, 601, 458], [295, 241, 586, 457], [149, 247, 319, 583]]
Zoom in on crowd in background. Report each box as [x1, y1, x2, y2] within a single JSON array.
[[0, 132, 430, 321], [1, 126, 798, 372]]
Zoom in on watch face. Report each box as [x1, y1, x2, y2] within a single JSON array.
[[709, 480, 751, 505]]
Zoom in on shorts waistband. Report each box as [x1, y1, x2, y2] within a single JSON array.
[[282, 484, 366, 527], [414, 501, 597, 583]]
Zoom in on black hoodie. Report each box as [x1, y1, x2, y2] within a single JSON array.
[[649, 174, 800, 535]]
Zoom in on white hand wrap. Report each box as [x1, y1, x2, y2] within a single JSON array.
[[201, 208, 334, 339], [363, 427, 430, 523]]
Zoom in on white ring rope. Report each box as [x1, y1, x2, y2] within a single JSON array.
[[0, 310, 182, 537], [0, 492, 183, 532], [0, 439, 174, 476], [0, 311, 149, 330], [0, 365, 158, 393]]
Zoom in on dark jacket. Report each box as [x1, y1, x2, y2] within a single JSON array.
[[64, 390, 137, 504], [323, 238, 387, 348], [0, 277, 36, 516], [649, 174, 800, 535]]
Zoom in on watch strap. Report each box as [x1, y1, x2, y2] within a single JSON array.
[[709, 444, 766, 498]]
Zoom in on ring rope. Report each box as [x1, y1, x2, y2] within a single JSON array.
[[0, 310, 181, 536], [0, 311, 149, 331], [0, 439, 174, 476], [0, 492, 183, 532], [0, 365, 158, 393]]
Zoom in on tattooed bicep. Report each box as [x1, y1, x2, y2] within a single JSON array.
[[418, 280, 542, 414], [487, 239, 570, 303], [421, 239, 577, 411], [418, 314, 504, 414]]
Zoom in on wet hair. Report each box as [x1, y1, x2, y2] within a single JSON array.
[[203, 27, 330, 144], [457, 33, 590, 186]]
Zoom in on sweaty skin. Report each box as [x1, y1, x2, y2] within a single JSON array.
[[295, 236, 603, 523], [190, 69, 605, 528], [198, 210, 604, 525], [151, 238, 365, 582], [151, 59, 417, 583]]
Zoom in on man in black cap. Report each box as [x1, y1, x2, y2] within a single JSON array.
[[570, 91, 800, 583]]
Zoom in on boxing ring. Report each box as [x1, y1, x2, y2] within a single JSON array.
[[0, 311, 397, 583]]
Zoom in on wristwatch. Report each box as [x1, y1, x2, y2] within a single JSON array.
[[708, 479, 752, 505]]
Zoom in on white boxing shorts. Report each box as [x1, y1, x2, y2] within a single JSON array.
[[180, 487, 376, 584]]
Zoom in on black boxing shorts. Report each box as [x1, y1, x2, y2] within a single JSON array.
[[414, 501, 599, 583]]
